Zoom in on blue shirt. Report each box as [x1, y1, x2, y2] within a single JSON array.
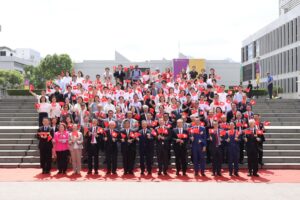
[[267, 75, 273, 84]]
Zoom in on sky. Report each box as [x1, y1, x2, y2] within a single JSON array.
[[0, 0, 278, 62]]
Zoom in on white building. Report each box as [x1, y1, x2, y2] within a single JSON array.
[[74, 51, 172, 80], [75, 51, 241, 87], [241, 1, 300, 99], [0, 46, 41, 73], [15, 48, 41, 66], [206, 59, 241, 87]]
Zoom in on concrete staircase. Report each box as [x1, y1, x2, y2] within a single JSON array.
[[0, 97, 299, 169]]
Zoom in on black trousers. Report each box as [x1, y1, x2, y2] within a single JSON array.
[[106, 148, 118, 173], [40, 147, 52, 172], [239, 140, 245, 163], [140, 146, 154, 173], [121, 145, 136, 173], [211, 147, 223, 174], [56, 150, 68, 172], [247, 149, 258, 175], [38, 112, 48, 127], [258, 146, 264, 164], [268, 84, 273, 99], [157, 146, 169, 173], [206, 140, 211, 163], [174, 146, 187, 173], [88, 144, 99, 171]]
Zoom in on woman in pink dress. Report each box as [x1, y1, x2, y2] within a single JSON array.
[[53, 123, 69, 174]]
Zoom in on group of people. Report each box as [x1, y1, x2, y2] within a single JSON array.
[[33, 65, 266, 177]]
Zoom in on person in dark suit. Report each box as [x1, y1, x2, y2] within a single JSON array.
[[120, 119, 137, 175], [50, 85, 64, 102], [113, 64, 126, 84], [190, 117, 207, 176], [63, 85, 76, 104], [86, 118, 101, 174], [254, 114, 266, 166], [226, 122, 241, 176], [137, 120, 154, 175], [155, 118, 171, 175], [226, 103, 238, 123], [172, 119, 189, 176], [205, 110, 215, 164], [103, 121, 119, 175], [244, 119, 260, 177], [37, 117, 54, 174], [235, 111, 246, 164], [209, 121, 224, 176]]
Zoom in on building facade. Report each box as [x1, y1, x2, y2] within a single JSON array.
[[241, 3, 300, 99], [75, 51, 241, 87], [0, 46, 41, 73]]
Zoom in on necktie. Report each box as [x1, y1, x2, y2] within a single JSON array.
[[216, 130, 219, 147], [92, 127, 96, 143]]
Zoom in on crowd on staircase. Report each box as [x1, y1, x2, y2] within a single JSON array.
[[31, 65, 269, 177]]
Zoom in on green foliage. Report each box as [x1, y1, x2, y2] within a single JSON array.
[[39, 54, 73, 81], [0, 70, 24, 89], [6, 89, 43, 96], [24, 54, 73, 89]]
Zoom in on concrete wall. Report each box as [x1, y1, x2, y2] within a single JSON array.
[[206, 60, 241, 87]]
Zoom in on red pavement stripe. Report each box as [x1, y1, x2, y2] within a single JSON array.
[[0, 168, 300, 183]]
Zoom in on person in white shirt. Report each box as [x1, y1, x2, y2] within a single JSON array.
[[30, 90, 49, 103], [103, 98, 116, 114], [77, 71, 84, 84], [50, 97, 61, 120], [217, 85, 228, 103], [62, 71, 72, 90], [36, 96, 51, 126], [233, 86, 245, 103]]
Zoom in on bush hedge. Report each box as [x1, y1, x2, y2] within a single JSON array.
[[6, 89, 43, 96]]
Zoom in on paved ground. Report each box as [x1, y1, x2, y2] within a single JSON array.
[[0, 182, 300, 200], [0, 168, 300, 183]]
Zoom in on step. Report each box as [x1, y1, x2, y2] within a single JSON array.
[[0, 121, 38, 126], [0, 109, 37, 113], [263, 150, 300, 156], [264, 139, 300, 144], [260, 113, 300, 117], [0, 113, 38, 118], [0, 133, 36, 138], [261, 156, 300, 163], [253, 109, 300, 113], [264, 144, 300, 150], [0, 117, 37, 122], [0, 150, 38, 156], [0, 105, 36, 109], [0, 144, 38, 150], [0, 127, 38, 133], [262, 163, 300, 169], [0, 138, 37, 144], [268, 122, 300, 126], [265, 133, 300, 138], [261, 117, 300, 122]]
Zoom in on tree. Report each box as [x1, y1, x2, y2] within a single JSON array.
[[39, 54, 73, 80], [24, 54, 73, 89], [0, 70, 24, 89]]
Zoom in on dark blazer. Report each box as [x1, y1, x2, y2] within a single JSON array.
[[37, 126, 54, 149], [63, 92, 76, 104], [113, 70, 126, 83], [172, 128, 189, 149], [50, 92, 64, 102], [86, 126, 102, 149]]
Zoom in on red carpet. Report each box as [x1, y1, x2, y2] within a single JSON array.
[[0, 168, 299, 183]]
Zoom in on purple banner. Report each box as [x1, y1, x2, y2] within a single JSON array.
[[173, 59, 189, 79]]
